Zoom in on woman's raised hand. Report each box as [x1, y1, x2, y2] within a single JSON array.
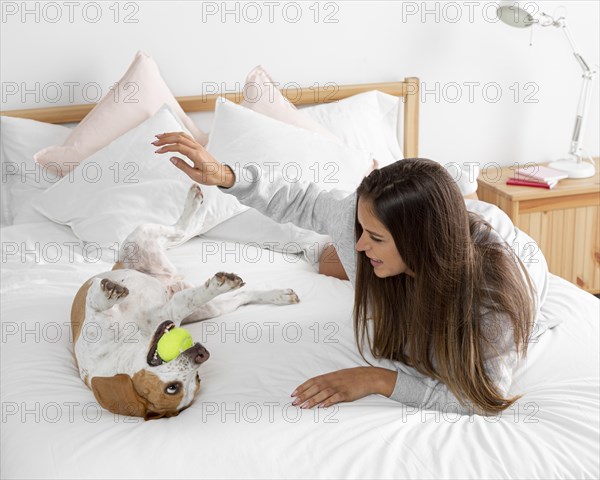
[[153, 131, 235, 188]]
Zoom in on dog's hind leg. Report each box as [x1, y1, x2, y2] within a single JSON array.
[[181, 288, 300, 324], [117, 184, 205, 278], [171, 184, 207, 238]]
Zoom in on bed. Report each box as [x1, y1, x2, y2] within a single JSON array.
[[1, 60, 599, 479]]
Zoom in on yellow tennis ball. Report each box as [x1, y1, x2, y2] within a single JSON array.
[[157, 327, 194, 362]]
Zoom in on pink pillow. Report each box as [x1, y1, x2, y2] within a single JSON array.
[[240, 65, 376, 175], [34, 51, 208, 176], [240, 65, 340, 142]]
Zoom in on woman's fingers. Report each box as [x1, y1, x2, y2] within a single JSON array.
[[153, 137, 197, 150], [319, 392, 344, 408], [153, 132, 199, 154], [292, 375, 344, 409], [290, 367, 381, 409], [154, 142, 196, 159], [291, 381, 318, 406], [299, 388, 339, 409], [154, 131, 231, 187], [291, 378, 313, 398], [169, 157, 198, 180], [154, 131, 196, 144]]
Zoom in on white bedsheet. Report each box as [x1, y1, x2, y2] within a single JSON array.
[[1, 221, 599, 479]]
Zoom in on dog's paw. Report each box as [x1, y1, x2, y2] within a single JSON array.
[[181, 184, 203, 215], [262, 288, 300, 305], [204, 272, 245, 291], [100, 278, 129, 300], [172, 184, 205, 236], [187, 184, 204, 204]]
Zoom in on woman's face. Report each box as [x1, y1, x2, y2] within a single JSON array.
[[356, 198, 414, 278]]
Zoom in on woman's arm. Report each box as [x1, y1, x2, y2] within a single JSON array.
[[219, 162, 355, 239], [154, 131, 358, 281], [290, 367, 397, 408], [154, 131, 353, 236], [290, 364, 479, 414], [293, 310, 520, 416], [390, 369, 476, 415], [318, 245, 350, 280]]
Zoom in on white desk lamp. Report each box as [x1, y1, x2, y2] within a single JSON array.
[[497, 1, 597, 178]]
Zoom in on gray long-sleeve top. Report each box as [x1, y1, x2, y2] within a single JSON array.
[[219, 164, 550, 415]]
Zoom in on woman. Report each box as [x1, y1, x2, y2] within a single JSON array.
[[153, 132, 548, 416]]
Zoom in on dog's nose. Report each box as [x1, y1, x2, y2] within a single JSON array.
[[183, 343, 210, 365]]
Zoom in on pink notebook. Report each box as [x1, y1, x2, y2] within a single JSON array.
[[515, 165, 568, 183]]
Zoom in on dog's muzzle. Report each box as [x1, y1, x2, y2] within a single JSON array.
[[147, 321, 210, 366], [182, 343, 210, 365]]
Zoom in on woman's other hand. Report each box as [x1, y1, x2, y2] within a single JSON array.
[[153, 131, 235, 188], [291, 367, 397, 408]]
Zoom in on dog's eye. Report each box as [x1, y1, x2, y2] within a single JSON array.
[[165, 382, 182, 395]]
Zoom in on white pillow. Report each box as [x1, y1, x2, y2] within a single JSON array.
[[301, 90, 479, 195], [301, 90, 403, 167], [202, 98, 372, 262], [207, 98, 372, 193], [199, 209, 331, 269], [31, 105, 246, 248], [0, 116, 71, 225]]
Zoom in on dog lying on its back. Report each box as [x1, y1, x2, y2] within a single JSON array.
[[71, 185, 299, 420]]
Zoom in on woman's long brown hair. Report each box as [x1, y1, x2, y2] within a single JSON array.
[[354, 159, 535, 415]]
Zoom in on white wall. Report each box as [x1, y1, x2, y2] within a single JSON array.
[[1, 0, 599, 170]]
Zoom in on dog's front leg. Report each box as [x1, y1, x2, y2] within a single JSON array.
[[181, 288, 300, 324], [157, 272, 244, 325], [86, 278, 129, 312]]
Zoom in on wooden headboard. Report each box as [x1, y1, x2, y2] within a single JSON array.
[[0, 77, 420, 158]]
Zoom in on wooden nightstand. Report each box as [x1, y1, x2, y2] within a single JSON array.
[[478, 162, 600, 294]]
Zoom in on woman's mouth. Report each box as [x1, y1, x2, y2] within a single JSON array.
[[369, 258, 383, 267]]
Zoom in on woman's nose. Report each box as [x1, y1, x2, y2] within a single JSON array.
[[355, 234, 368, 252]]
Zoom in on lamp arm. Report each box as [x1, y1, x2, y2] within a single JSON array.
[[558, 21, 592, 73], [568, 73, 594, 160], [551, 20, 598, 160]]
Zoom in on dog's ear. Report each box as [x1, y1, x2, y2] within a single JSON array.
[[91, 374, 157, 419]]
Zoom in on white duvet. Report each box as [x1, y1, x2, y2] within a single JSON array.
[[1, 221, 599, 479]]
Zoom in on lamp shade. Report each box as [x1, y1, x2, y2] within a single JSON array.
[[496, 1, 536, 28]]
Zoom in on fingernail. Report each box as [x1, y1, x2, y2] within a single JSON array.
[[291, 389, 297, 397], [155, 133, 163, 138], [292, 400, 298, 406], [154, 148, 162, 153], [151, 140, 158, 145], [170, 158, 178, 165]]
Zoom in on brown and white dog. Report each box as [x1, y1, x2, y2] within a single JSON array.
[[71, 184, 299, 420]]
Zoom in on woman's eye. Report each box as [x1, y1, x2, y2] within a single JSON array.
[[370, 236, 382, 242], [165, 383, 181, 395]]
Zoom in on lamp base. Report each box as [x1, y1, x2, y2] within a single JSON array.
[[548, 159, 596, 179]]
